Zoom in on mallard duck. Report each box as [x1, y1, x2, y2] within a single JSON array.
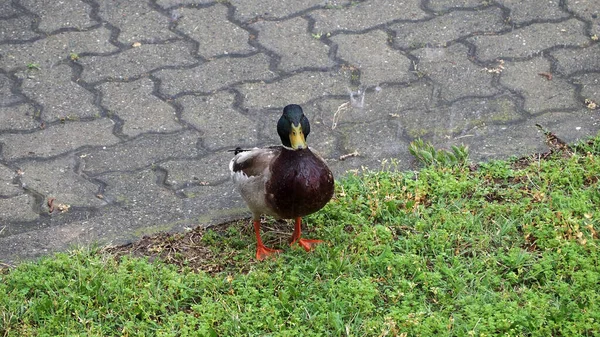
[[229, 104, 335, 260]]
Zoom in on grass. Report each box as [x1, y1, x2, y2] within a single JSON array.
[[1, 132, 600, 336]]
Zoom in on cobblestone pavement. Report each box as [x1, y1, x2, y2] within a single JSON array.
[[1, 0, 599, 263]]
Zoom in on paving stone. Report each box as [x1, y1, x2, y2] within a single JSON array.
[[446, 110, 600, 163], [0, 221, 98, 262], [335, 119, 410, 170], [98, 0, 177, 44], [338, 84, 517, 140], [425, 0, 486, 11], [178, 91, 258, 150], [155, 53, 275, 96], [440, 123, 548, 162], [81, 130, 201, 175], [252, 16, 332, 72], [565, 0, 600, 36], [312, 0, 428, 33], [178, 183, 248, 222], [19, 64, 100, 121], [0, 199, 217, 262], [433, 95, 521, 137], [98, 169, 242, 228], [100, 168, 181, 209], [0, 179, 245, 262], [176, 5, 254, 58], [552, 44, 600, 77], [158, 151, 232, 187], [332, 30, 413, 87], [413, 43, 499, 101], [304, 97, 351, 128], [155, 0, 213, 8], [0, 194, 38, 223], [529, 111, 600, 144], [0, 2, 21, 18], [98, 78, 181, 137], [496, 0, 569, 23], [237, 70, 351, 109], [0, 16, 39, 41], [499, 57, 579, 114], [230, 0, 335, 22], [391, 7, 507, 49], [19, 155, 105, 208], [78, 40, 197, 83], [309, 96, 365, 136], [0, 119, 120, 160], [0, 73, 23, 106], [468, 19, 589, 61], [350, 85, 434, 138], [313, 83, 434, 127], [0, 26, 117, 70], [0, 104, 40, 131], [353, 86, 433, 138], [0, 164, 20, 196], [18, 0, 96, 32], [574, 73, 600, 102]]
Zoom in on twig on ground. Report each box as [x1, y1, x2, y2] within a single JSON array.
[[339, 151, 360, 161]]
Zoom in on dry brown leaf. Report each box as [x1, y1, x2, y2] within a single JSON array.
[[538, 72, 552, 80]]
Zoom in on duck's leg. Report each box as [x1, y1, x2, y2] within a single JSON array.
[[254, 219, 281, 260], [290, 217, 323, 252]]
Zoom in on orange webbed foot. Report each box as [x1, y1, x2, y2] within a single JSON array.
[[295, 238, 323, 252], [256, 244, 281, 261], [289, 217, 323, 252], [253, 219, 281, 261]]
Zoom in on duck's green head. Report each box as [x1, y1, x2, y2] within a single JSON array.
[[278, 104, 311, 150]]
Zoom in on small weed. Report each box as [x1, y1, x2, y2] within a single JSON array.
[[26, 63, 40, 70], [69, 53, 79, 61], [409, 138, 470, 167], [311, 32, 330, 39]]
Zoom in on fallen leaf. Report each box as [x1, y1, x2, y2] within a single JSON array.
[[538, 72, 552, 80], [47, 197, 56, 213]]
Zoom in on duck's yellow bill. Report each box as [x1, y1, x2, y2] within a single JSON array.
[[289, 124, 307, 149]]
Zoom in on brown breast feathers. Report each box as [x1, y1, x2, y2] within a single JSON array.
[[265, 148, 334, 219]]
